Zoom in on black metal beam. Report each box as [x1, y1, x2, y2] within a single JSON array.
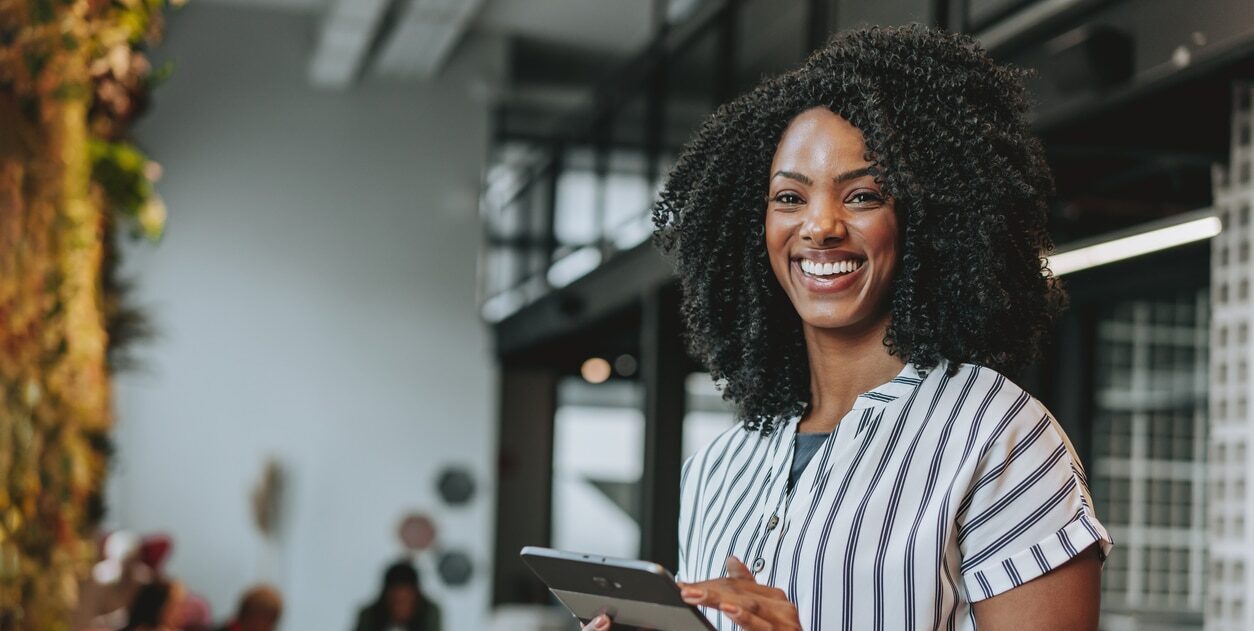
[[930, 0, 952, 30], [494, 240, 677, 359], [645, 48, 667, 191], [1039, 309, 1095, 472], [947, 0, 968, 33], [715, 0, 738, 103], [543, 149, 562, 268], [491, 367, 559, 605], [808, 0, 831, 51], [652, 0, 670, 34], [639, 285, 687, 569]]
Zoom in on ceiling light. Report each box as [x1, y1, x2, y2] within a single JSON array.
[[581, 358, 612, 384], [1048, 211, 1221, 276], [547, 246, 602, 288]]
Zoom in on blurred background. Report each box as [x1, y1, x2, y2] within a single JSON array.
[[4, 0, 1254, 630]]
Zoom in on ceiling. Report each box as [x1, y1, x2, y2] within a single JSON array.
[[195, 0, 657, 87], [476, 0, 654, 55]]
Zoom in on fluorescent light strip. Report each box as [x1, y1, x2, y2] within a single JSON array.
[[547, 246, 603, 288], [1048, 215, 1222, 276], [481, 288, 526, 323]]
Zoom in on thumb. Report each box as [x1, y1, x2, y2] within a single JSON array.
[[725, 556, 754, 581]]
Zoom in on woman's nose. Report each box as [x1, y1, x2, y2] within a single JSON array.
[[800, 196, 847, 244]]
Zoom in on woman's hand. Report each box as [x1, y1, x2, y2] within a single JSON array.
[[580, 614, 611, 631], [679, 557, 802, 630]]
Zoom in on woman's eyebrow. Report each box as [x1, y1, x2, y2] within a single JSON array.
[[772, 167, 874, 186], [835, 166, 875, 183], [772, 170, 812, 185]]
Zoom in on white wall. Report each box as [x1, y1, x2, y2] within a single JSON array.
[[111, 5, 500, 631]]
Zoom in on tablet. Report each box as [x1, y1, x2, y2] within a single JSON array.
[[520, 546, 716, 631]]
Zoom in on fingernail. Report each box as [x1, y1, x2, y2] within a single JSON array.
[[720, 603, 741, 616], [681, 588, 704, 602], [593, 614, 609, 630]]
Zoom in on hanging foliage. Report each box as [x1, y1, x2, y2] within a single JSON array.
[[0, 0, 174, 627]]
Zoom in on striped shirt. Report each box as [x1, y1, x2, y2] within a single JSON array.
[[676, 360, 1112, 631]]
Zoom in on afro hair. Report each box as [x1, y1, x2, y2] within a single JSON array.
[[652, 24, 1065, 433]]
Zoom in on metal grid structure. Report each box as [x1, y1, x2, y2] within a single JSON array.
[[1092, 289, 1210, 628], [1207, 82, 1254, 631]]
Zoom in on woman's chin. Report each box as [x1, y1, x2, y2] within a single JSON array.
[[796, 305, 887, 335], [798, 311, 859, 331]]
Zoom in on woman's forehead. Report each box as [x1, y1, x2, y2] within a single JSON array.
[[771, 108, 872, 176]]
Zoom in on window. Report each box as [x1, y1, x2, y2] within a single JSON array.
[[551, 378, 645, 559], [1091, 289, 1209, 622]]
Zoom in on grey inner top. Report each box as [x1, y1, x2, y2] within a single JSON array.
[[788, 432, 832, 492]]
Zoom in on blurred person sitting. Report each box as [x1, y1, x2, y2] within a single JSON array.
[[352, 561, 441, 631], [75, 531, 152, 630], [217, 585, 282, 631], [121, 579, 185, 631], [78, 532, 217, 631]]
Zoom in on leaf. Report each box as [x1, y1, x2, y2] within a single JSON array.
[[146, 60, 173, 88], [49, 82, 90, 101], [28, 0, 55, 24]]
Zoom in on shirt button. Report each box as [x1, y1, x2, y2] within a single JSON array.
[[766, 515, 780, 531], [751, 558, 765, 573]]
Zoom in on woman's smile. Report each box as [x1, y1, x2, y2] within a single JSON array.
[[793, 253, 867, 294]]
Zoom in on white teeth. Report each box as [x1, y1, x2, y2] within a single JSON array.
[[800, 258, 864, 277]]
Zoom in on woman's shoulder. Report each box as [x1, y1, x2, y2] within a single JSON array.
[[938, 361, 1062, 448], [939, 361, 1047, 408], [937, 358, 1053, 421]]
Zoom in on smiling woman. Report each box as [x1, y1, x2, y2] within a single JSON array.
[[577, 23, 1117, 631]]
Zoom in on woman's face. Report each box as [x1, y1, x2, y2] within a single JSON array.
[[386, 584, 419, 623], [765, 107, 898, 333]]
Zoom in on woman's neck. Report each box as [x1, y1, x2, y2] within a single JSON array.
[[799, 312, 905, 433]]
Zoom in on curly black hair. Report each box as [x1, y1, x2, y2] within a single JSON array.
[[652, 24, 1065, 434]]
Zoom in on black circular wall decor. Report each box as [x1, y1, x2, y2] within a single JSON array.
[[437, 467, 475, 505], [437, 550, 473, 586]]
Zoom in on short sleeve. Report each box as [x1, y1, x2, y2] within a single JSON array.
[[956, 400, 1113, 601]]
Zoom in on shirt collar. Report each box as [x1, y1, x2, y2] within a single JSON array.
[[790, 360, 934, 421], [850, 361, 929, 411]]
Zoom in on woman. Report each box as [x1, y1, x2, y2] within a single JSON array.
[[352, 561, 442, 631], [586, 24, 1111, 631]]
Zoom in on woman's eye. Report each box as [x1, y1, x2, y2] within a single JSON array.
[[772, 193, 804, 205], [848, 191, 884, 206]]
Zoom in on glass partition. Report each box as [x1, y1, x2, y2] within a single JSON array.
[[551, 378, 646, 559]]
